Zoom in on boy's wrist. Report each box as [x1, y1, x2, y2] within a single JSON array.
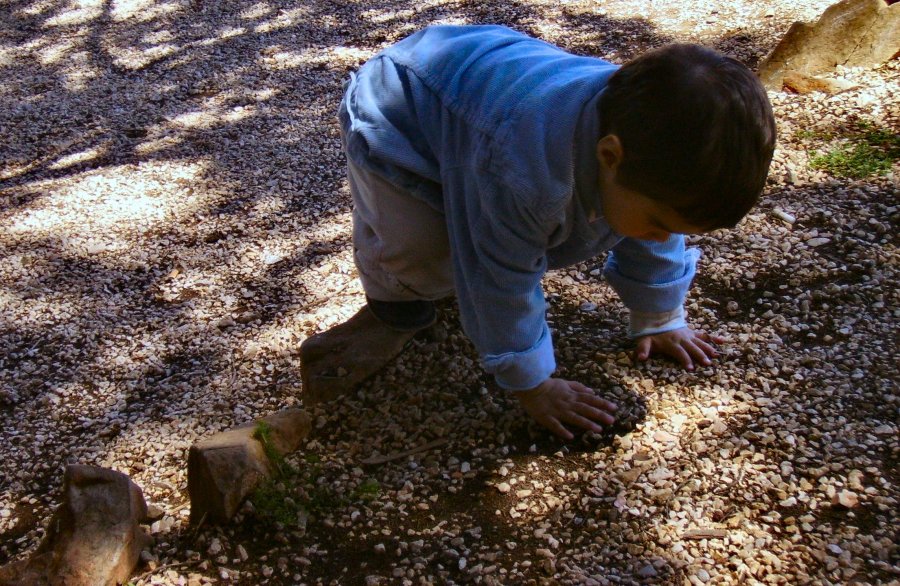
[[515, 379, 552, 400], [629, 306, 686, 338]]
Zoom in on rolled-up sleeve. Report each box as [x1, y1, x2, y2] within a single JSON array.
[[603, 235, 701, 314], [442, 167, 558, 391]]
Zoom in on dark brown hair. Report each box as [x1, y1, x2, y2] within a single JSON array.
[[599, 44, 776, 230]]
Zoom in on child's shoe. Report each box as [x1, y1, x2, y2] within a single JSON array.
[[300, 303, 431, 404]]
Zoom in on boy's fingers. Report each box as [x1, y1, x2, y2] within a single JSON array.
[[545, 418, 573, 440], [568, 381, 593, 394], [575, 403, 616, 426], [562, 413, 604, 434], [694, 338, 717, 358], [685, 341, 712, 365], [583, 394, 618, 412], [635, 337, 652, 361], [671, 344, 693, 370]]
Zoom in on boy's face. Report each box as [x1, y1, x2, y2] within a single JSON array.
[[596, 135, 704, 242], [599, 178, 702, 242]]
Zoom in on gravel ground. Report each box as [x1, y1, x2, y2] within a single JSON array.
[[1, 0, 898, 584]]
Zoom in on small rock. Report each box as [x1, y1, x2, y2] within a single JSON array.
[[834, 490, 859, 508], [0, 465, 149, 586], [783, 71, 854, 94], [208, 538, 223, 555], [145, 503, 165, 522], [496, 482, 511, 494], [637, 564, 658, 578], [696, 568, 711, 582], [188, 408, 312, 523], [772, 208, 796, 224], [653, 430, 677, 443], [806, 237, 830, 247]]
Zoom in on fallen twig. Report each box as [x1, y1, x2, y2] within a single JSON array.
[[682, 528, 728, 540], [360, 437, 449, 465]]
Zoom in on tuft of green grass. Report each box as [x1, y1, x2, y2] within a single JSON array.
[[351, 477, 381, 502], [252, 480, 306, 527], [248, 422, 350, 526], [253, 421, 293, 476], [800, 118, 899, 179], [810, 143, 894, 179]]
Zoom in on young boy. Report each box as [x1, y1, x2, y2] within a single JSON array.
[[301, 25, 776, 440]]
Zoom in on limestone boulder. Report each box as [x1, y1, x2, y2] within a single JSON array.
[[759, 0, 900, 90], [782, 70, 858, 94], [0, 465, 149, 586], [188, 408, 312, 524]]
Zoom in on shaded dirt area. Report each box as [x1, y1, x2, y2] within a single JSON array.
[[0, 0, 897, 584]]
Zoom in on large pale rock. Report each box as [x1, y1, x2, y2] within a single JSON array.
[[782, 70, 857, 94], [300, 307, 418, 405], [0, 465, 149, 586], [759, 0, 900, 90], [188, 408, 312, 524]]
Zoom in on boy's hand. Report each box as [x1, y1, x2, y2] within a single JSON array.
[[635, 327, 725, 370], [515, 378, 618, 441]]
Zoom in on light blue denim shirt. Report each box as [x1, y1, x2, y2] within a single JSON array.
[[339, 25, 699, 390]]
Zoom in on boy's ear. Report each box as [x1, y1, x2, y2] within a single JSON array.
[[596, 134, 624, 172]]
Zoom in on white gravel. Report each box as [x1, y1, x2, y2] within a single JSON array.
[[1, 0, 897, 584]]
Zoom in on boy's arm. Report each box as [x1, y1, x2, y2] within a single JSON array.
[[440, 167, 619, 440], [604, 235, 722, 369], [603, 234, 700, 336], [441, 168, 558, 391]]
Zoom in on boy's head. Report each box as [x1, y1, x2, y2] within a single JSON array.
[[597, 43, 776, 233]]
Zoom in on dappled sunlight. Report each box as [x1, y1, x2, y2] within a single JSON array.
[[360, 6, 418, 25], [58, 50, 104, 91], [259, 45, 373, 71], [110, 0, 183, 23], [15, 0, 58, 18], [0, 286, 83, 326], [35, 33, 83, 65], [48, 143, 110, 170], [253, 6, 314, 34], [110, 41, 180, 70], [45, 380, 126, 422], [240, 2, 272, 20], [0, 46, 15, 67], [170, 103, 258, 129], [42, 0, 103, 27], [6, 160, 210, 252], [215, 25, 247, 40]]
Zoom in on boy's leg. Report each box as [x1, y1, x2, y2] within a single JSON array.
[[300, 161, 453, 404], [347, 160, 454, 309]]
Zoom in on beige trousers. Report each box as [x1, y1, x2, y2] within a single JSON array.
[[348, 160, 455, 302]]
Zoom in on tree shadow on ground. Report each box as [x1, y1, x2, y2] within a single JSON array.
[[0, 0, 853, 580]]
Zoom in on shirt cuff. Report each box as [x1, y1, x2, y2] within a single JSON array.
[[483, 323, 556, 391], [603, 247, 701, 313], [629, 306, 687, 338]]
